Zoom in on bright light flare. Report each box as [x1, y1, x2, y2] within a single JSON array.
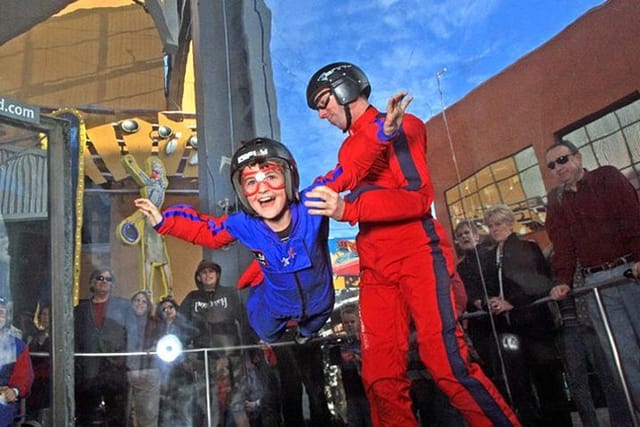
[[156, 333, 183, 362]]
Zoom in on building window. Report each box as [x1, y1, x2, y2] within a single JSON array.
[[560, 97, 640, 189], [445, 146, 547, 235]]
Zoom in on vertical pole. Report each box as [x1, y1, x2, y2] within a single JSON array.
[[48, 116, 75, 426], [592, 287, 638, 426]]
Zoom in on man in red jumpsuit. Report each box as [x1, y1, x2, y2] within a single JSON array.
[[304, 62, 520, 427]]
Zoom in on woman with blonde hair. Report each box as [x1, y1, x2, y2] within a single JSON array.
[[483, 204, 570, 426]]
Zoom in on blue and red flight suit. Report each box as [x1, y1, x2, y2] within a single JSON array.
[[155, 195, 333, 344]]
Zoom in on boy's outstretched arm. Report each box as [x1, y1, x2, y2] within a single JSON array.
[[135, 198, 235, 249]]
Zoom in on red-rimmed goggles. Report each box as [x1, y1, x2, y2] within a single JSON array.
[[241, 164, 286, 197]]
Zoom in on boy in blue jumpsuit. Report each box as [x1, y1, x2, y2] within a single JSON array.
[[136, 138, 332, 343]]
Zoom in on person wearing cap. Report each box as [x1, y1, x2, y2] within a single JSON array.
[[178, 260, 248, 427], [545, 139, 640, 415], [303, 62, 520, 427], [0, 296, 34, 427]]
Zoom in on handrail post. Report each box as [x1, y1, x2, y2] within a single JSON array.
[[591, 287, 638, 426]]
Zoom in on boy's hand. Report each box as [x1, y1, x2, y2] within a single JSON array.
[[134, 198, 163, 226], [305, 186, 345, 220], [0, 386, 18, 403], [384, 91, 413, 136]]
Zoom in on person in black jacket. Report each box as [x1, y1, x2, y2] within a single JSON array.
[[454, 221, 497, 376], [74, 267, 131, 425], [483, 205, 571, 427], [179, 259, 249, 427]]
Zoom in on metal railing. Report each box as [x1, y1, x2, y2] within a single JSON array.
[[460, 271, 639, 426]]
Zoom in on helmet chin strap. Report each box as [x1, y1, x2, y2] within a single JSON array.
[[343, 105, 352, 132]]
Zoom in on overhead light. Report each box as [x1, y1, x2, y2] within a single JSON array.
[[120, 119, 139, 134], [187, 134, 198, 149], [165, 138, 178, 155], [189, 152, 198, 165], [157, 125, 173, 139]]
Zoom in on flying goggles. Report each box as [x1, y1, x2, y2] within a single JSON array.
[[241, 163, 286, 197]]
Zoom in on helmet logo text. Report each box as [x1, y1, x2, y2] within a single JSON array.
[[317, 64, 352, 82], [237, 148, 269, 164]]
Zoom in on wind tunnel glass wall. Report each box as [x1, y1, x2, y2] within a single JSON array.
[[76, 126, 358, 426], [0, 121, 51, 423]]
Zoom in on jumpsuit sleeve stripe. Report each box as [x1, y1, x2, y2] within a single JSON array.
[[161, 206, 226, 235], [393, 131, 422, 191]]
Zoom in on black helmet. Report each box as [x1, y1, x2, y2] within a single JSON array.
[[306, 62, 371, 110], [230, 138, 300, 215]]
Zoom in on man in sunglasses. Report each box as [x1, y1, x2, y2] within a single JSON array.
[[545, 140, 640, 415], [74, 268, 131, 424]]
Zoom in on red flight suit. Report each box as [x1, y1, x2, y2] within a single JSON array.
[[322, 106, 520, 427]]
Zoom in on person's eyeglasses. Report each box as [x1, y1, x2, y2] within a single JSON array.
[[314, 91, 332, 110], [162, 305, 175, 312], [94, 275, 114, 283], [547, 154, 574, 170]]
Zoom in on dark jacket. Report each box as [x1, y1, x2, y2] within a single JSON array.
[[178, 286, 242, 350], [486, 233, 556, 339], [456, 243, 495, 311], [74, 296, 130, 381]]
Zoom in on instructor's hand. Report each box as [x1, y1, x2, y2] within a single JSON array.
[[134, 198, 163, 226], [384, 91, 413, 136], [305, 186, 345, 221]]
